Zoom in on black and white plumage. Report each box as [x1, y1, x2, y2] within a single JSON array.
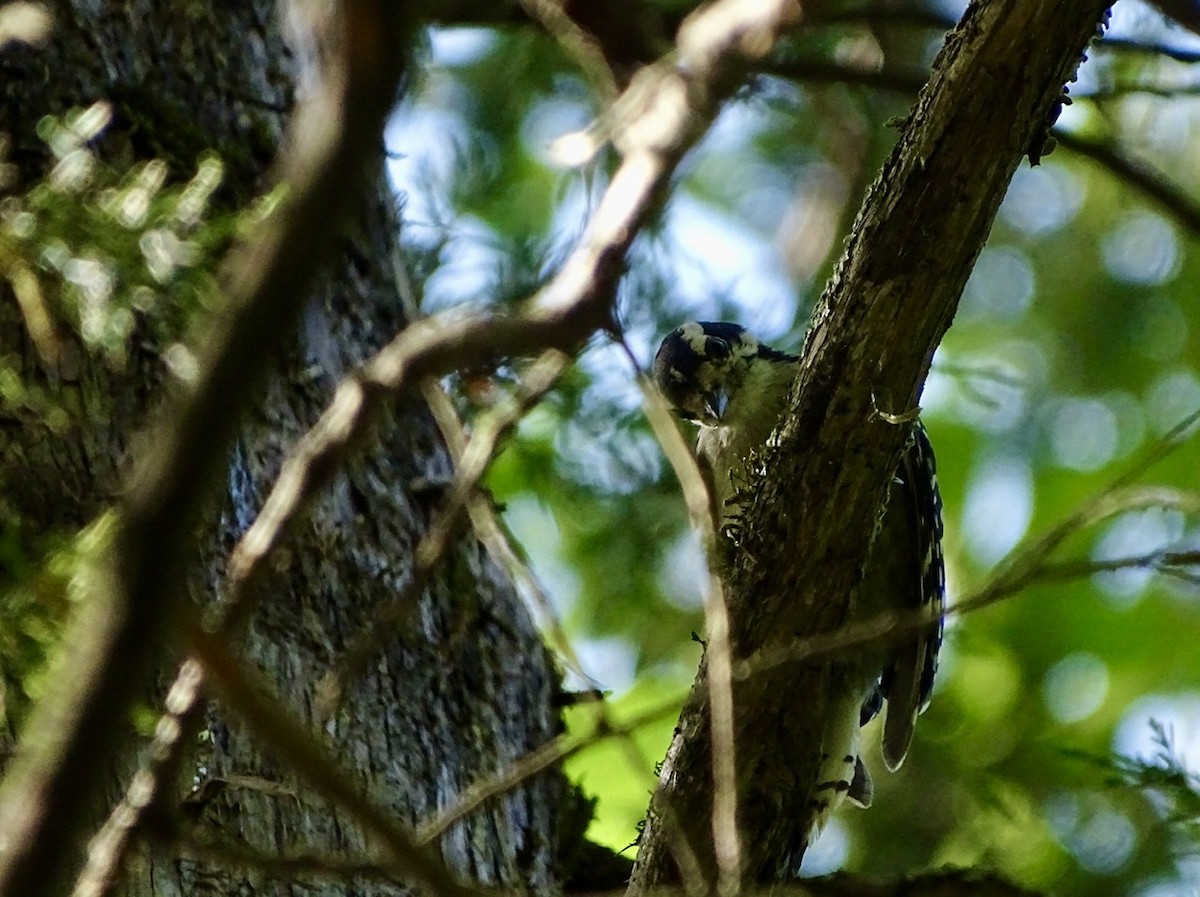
[[653, 320, 945, 840]]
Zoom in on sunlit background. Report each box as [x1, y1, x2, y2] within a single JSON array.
[[386, 3, 1200, 893]]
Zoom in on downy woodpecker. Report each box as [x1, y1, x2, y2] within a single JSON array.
[[653, 320, 945, 841]]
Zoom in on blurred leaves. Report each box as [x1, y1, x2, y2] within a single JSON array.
[[4, 2, 1200, 894], [386, 6, 1200, 895], [0, 513, 115, 733], [0, 103, 250, 374], [0, 104, 256, 731]]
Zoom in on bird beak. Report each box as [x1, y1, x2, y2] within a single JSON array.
[[704, 388, 729, 421]]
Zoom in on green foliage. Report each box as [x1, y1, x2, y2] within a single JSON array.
[[0, 513, 115, 732], [1070, 721, 1200, 843], [0, 103, 252, 371], [393, 10, 1200, 896], [0, 105, 256, 726]]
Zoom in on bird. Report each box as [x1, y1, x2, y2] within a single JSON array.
[[652, 320, 945, 842]]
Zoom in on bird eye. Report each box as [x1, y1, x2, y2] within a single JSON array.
[[707, 338, 731, 359]]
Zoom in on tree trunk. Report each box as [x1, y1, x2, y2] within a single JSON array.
[[0, 3, 564, 894]]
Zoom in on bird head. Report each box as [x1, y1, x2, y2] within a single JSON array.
[[652, 321, 796, 427]]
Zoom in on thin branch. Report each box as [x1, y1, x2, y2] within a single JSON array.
[[1052, 128, 1200, 235], [623, 339, 739, 897], [762, 58, 1200, 241], [762, 58, 927, 93], [416, 688, 687, 844], [1036, 548, 1200, 586], [807, 0, 1200, 70], [520, 0, 619, 102], [185, 619, 480, 897], [738, 484, 1200, 685], [419, 379, 602, 687], [1081, 81, 1200, 99], [807, 5, 954, 30], [739, 407, 1200, 681], [932, 361, 1028, 390], [314, 350, 569, 716], [72, 660, 206, 897], [1099, 34, 1200, 64]]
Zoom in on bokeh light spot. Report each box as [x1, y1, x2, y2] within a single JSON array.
[[961, 455, 1033, 566], [1102, 212, 1180, 286], [962, 246, 1036, 321], [1145, 368, 1200, 437], [1047, 397, 1118, 472], [1044, 653, 1110, 724], [1001, 163, 1084, 235]]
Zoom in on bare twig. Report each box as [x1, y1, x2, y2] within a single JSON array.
[[1036, 548, 1200, 586], [1100, 34, 1200, 64], [808, 1, 1199, 70], [739, 408, 1200, 681], [184, 619, 480, 897], [1081, 81, 1200, 100], [416, 688, 687, 844], [520, 0, 619, 102], [618, 357, 736, 895], [72, 659, 205, 897], [1052, 128, 1200, 236], [736, 484, 1200, 684], [762, 58, 1200, 241], [315, 350, 569, 716], [629, 357, 741, 897], [420, 381, 594, 677]]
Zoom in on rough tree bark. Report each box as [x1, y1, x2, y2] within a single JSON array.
[[628, 0, 1114, 889], [0, 3, 563, 895]]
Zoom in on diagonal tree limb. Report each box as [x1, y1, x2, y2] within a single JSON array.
[[65, 0, 815, 890], [313, 350, 570, 716], [0, 3, 416, 894], [628, 0, 1114, 889], [182, 620, 482, 897]]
